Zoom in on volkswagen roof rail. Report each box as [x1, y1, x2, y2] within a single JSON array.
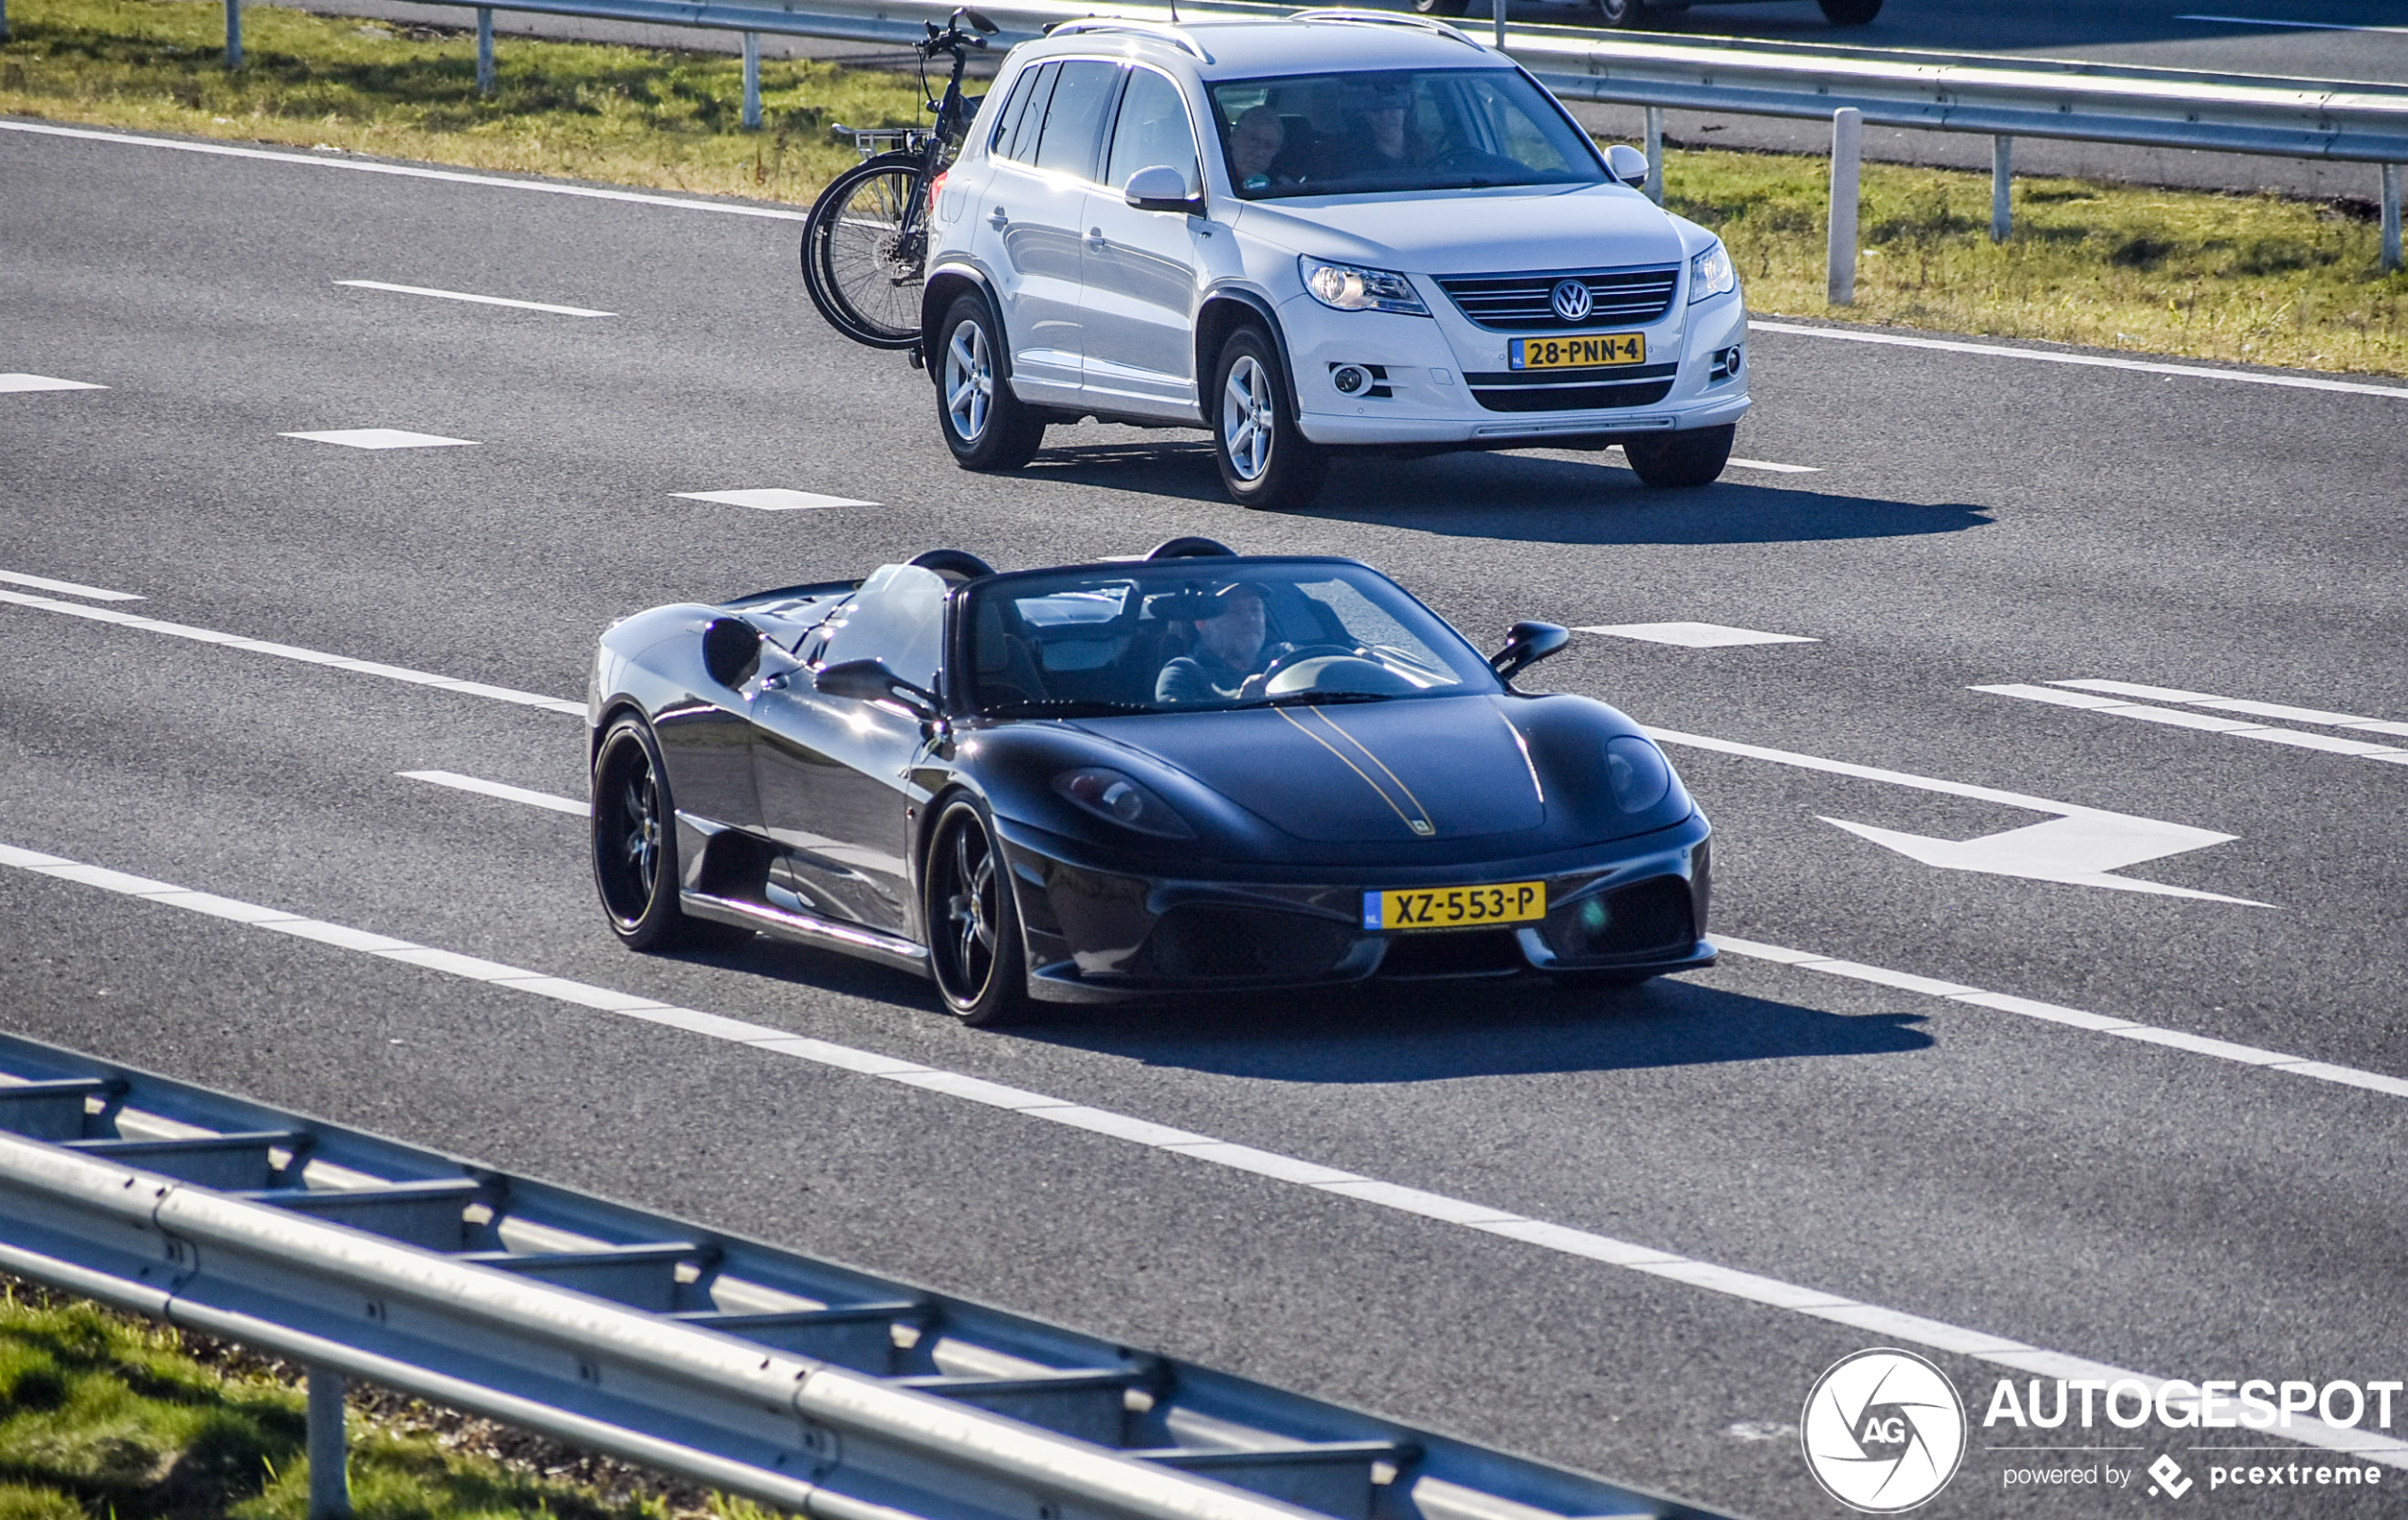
[[1044, 18, 1213, 61], [1286, 8, 1484, 47]]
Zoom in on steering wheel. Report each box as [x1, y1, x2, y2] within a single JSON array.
[[1430, 148, 1507, 177], [1254, 643, 1363, 690]]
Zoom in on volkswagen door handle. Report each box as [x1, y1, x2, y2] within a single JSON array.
[[1084, 228, 1108, 248], [988, 208, 1010, 228]]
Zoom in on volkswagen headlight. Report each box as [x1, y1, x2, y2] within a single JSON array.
[[1054, 766, 1195, 838], [1300, 257, 1429, 315], [1688, 241, 1737, 303]]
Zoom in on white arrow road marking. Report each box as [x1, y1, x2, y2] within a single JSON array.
[[1648, 727, 2264, 905]]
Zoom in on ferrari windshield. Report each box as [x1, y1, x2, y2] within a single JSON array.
[[964, 561, 1504, 717], [1209, 68, 1605, 200]]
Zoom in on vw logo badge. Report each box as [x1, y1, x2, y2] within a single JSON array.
[[1549, 279, 1593, 322]]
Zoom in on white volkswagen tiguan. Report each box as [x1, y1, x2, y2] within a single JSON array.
[[921, 9, 1751, 508]]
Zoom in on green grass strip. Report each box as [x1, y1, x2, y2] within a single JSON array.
[[1, 0, 2402, 374]]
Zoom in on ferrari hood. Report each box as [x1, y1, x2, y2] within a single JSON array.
[[1076, 697, 1544, 843]]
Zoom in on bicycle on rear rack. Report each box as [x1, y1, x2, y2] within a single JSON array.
[[801, 7, 996, 350]]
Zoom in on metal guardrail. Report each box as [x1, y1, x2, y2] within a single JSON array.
[[0, 1032, 1726, 1520]]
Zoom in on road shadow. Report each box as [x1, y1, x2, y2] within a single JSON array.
[[1018, 976, 1932, 1082], [1023, 434, 1990, 545]]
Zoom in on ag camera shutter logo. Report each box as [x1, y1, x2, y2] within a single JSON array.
[[1801, 1349, 1967, 1512]]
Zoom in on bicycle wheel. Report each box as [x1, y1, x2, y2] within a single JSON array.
[[803, 155, 928, 350]]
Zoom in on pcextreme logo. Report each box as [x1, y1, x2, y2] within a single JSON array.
[[1801, 1349, 1968, 1512]]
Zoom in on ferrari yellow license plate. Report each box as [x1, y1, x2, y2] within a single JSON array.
[[1364, 881, 1547, 932], [1509, 333, 1646, 370]]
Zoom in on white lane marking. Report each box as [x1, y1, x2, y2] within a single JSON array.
[[0, 120, 812, 222], [1580, 621, 1817, 648], [1725, 458, 1821, 474], [281, 428, 478, 449], [0, 587, 583, 715], [1709, 932, 2408, 1097], [673, 488, 879, 512], [1751, 320, 2408, 401], [1646, 726, 2253, 900], [0, 570, 141, 602], [336, 280, 614, 318], [1, 373, 107, 393], [1978, 685, 2408, 765], [0, 835, 2399, 1471], [399, 770, 589, 815], [2175, 12, 2408, 34], [2052, 679, 2408, 740]]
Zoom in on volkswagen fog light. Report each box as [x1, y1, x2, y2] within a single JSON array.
[[1054, 766, 1195, 838], [1301, 257, 1429, 315], [1688, 241, 1737, 303], [1332, 365, 1369, 394]]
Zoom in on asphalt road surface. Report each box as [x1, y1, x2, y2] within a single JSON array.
[[3, 120, 2405, 1519]]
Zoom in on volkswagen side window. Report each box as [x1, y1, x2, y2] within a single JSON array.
[[997, 62, 1057, 163], [1032, 60, 1122, 180], [1104, 66, 1199, 193]]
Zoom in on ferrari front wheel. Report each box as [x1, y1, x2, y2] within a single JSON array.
[[592, 716, 750, 952], [923, 797, 1030, 1026]]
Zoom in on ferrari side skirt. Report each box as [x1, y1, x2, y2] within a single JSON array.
[[682, 891, 932, 979]]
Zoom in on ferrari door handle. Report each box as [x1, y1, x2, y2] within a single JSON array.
[[988, 208, 1010, 228]]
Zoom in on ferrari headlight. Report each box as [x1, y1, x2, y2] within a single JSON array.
[[1688, 241, 1737, 304], [1300, 257, 1429, 315], [1053, 766, 1195, 838], [1604, 736, 1672, 815]]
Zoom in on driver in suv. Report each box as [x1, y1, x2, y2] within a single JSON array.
[[920, 10, 1750, 508]]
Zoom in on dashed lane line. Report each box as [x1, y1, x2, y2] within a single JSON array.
[[1751, 320, 2408, 401], [336, 280, 614, 318], [281, 428, 479, 450], [2052, 679, 2408, 742], [399, 770, 591, 815], [1578, 622, 1817, 648], [0, 587, 582, 716], [0, 120, 811, 222], [1, 374, 107, 394], [1978, 685, 2408, 765], [0, 833, 2399, 1470], [0, 571, 141, 602]]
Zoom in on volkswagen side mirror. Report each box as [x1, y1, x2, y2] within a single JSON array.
[[815, 658, 940, 720], [1124, 164, 1203, 215], [1490, 621, 1572, 681], [1605, 143, 1649, 189]]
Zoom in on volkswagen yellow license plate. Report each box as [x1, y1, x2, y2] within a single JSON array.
[[1364, 881, 1547, 932], [1509, 333, 1645, 370]]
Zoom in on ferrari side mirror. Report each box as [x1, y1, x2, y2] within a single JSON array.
[[816, 658, 940, 720], [1490, 620, 1571, 681], [1605, 143, 1649, 189], [702, 616, 764, 689]]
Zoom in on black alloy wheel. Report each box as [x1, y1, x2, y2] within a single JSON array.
[[1211, 324, 1327, 510], [923, 798, 1030, 1026], [1596, 0, 1649, 27], [1817, 0, 1882, 22], [1623, 424, 1736, 487], [591, 716, 749, 951], [935, 293, 1047, 471], [1411, 0, 1471, 14]]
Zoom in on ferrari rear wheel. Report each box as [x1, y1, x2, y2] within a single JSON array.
[[923, 797, 1030, 1026], [592, 715, 750, 952]]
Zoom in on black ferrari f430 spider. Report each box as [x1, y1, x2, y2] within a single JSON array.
[[588, 540, 1712, 1023]]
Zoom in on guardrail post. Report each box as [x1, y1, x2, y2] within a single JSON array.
[[1, 0, 11, 45], [1491, 0, 1503, 51], [1990, 134, 2012, 241], [1642, 105, 1664, 205], [306, 1366, 351, 1519], [2384, 164, 2401, 272], [224, 0, 241, 68], [476, 7, 495, 95], [742, 30, 761, 129], [1827, 106, 1861, 305]]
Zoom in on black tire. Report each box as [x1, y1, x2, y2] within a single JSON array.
[[1596, 0, 1648, 27], [1210, 324, 1326, 510], [922, 797, 1030, 1027], [592, 716, 752, 952], [1817, 0, 1881, 21], [1411, 0, 1470, 14], [1623, 424, 1735, 487], [803, 154, 927, 350], [934, 293, 1046, 471]]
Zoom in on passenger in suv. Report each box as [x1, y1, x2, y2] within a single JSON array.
[[920, 9, 1750, 508]]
